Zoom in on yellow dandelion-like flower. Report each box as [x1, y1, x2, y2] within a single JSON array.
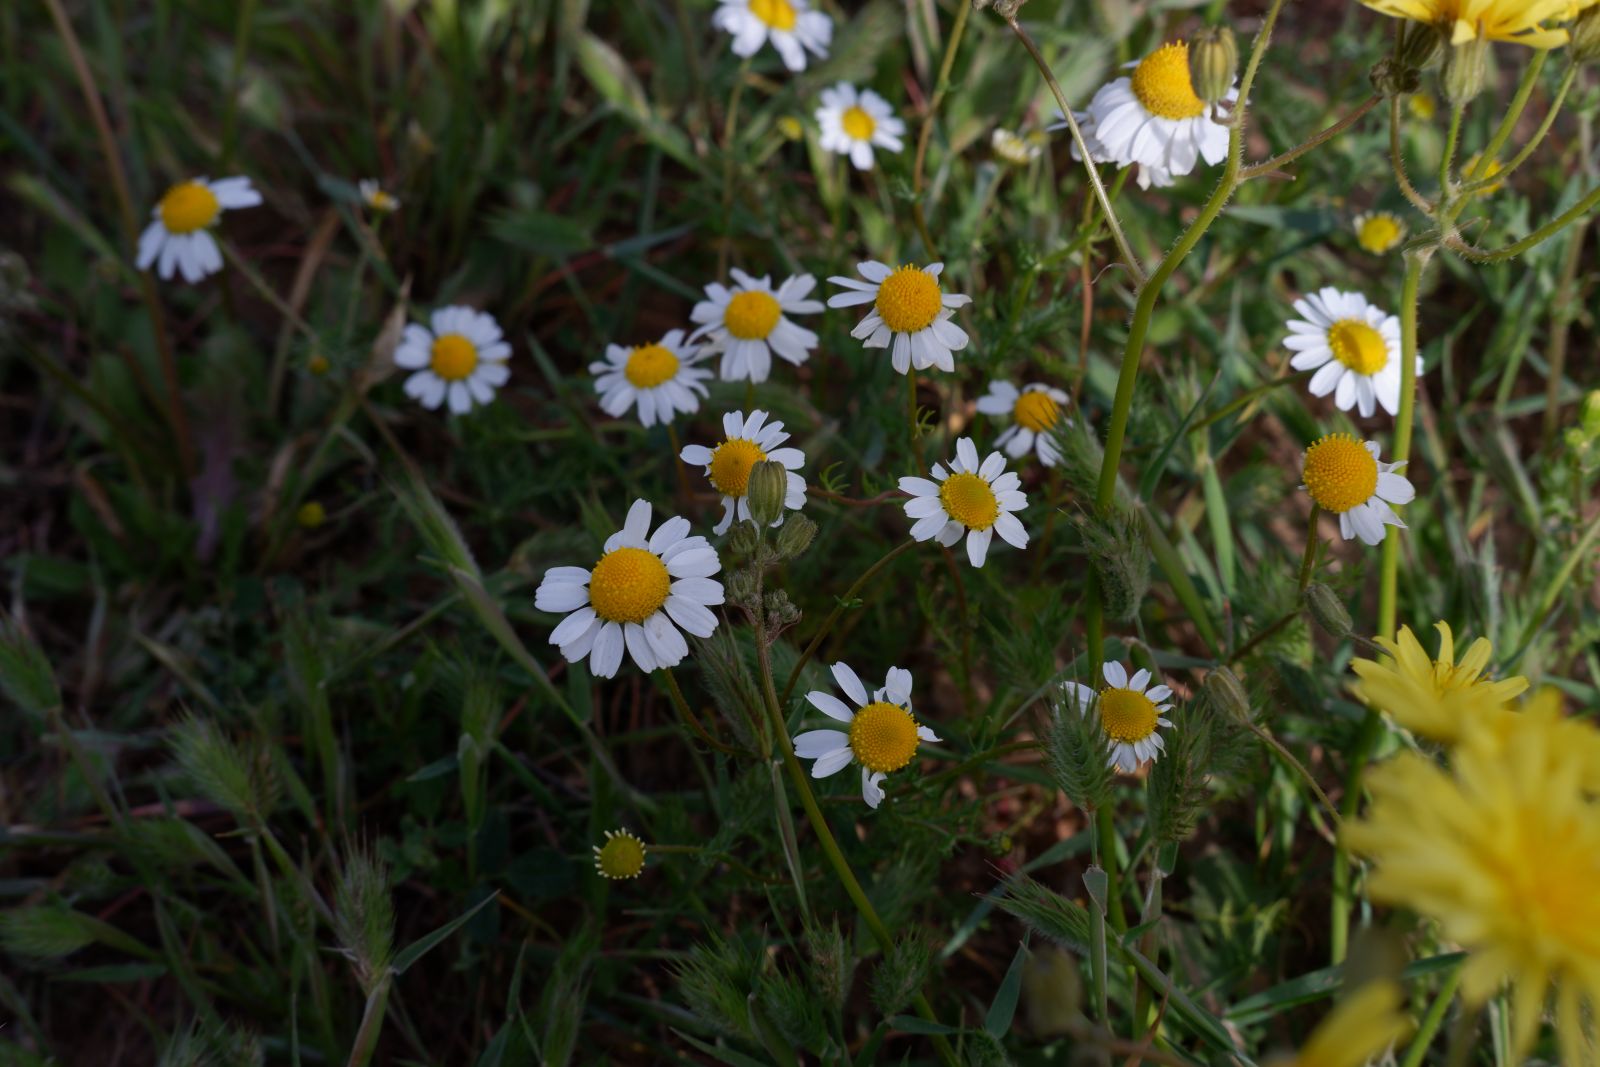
[[1343, 700, 1600, 1065], [1356, 0, 1573, 48], [593, 829, 647, 880], [1350, 621, 1528, 743], [1269, 980, 1412, 1067]]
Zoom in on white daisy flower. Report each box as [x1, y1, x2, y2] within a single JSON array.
[[1063, 661, 1176, 774], [793, 662, 941, 809], [898, 437, 1028, 567], [393, 305, 512, 414], [535, 499, 725, 679], [712, 0, 831, 72], [1285, 288, 1420, 419], [680, 409, 807, 534], [815, 83, 906, 171], [358, 179, 400, 214], [1052, 41, 1235, 190], [991, 128, 1043, 166], [825, 261, 973, 374], [1300, 433, 1416, 546], [688, 269, 822, 383], [1353, 211, 1405, 254], [136, 176, 261, 283], [975, 381, 1071, 466], [590, 330, 713, 429]]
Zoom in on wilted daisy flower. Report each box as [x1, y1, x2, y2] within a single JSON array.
[[1283, 288, 1415, 418], [1300, 433, 1415, 545], [815, 83, 906, 170], [1064, 661, 1176, 774], [826, 261, 972, 374], [593, 829, 646, 880], [1353, 210, 1405, 254], [688, 269, 822, 383], [793, 662, 940, 808], [991, 128, 1042, 166], [1357, 0, 1572, 47], [1269, 981, 1411, 1067], [136, 176, 261, 283], [1461, 152, 1506, 192], [1350, 621, 1528, 743], [394, 306, 511, 414], [590, 330, 713, 428], [679, 410, 806, 534], [899, 437, 1027, 567], [358, 179, 400, 214], [712, 0, 830, 71], [1344, 706, 1600, 1065], [976, 381, 1070, 466], [1056, 42, 1235, 190], [535, 499, 724, 679]]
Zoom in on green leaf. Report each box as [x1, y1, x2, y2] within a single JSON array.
[[983, 933, 1030, 1038], [390, 891, 499, 975], [886, 1015, 962, 1036]]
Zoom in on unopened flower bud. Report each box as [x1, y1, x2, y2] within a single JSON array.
[[1191, 26, 1238, 105], [727, 521, 760, 557], [725, 567, 759, 609], [1369, 57, 1421, 97], [746, 461, 789, 528], [1203, 666, 1253, 724], [1303, 582, 1353, 639], [1572, 6, 1600, 63], [775, 512, 817, 559], [1442, 34, 1489, 106], [1397, 21, 1442, 73]]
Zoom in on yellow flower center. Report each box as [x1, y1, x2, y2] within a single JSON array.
[[1302, 433, 1379, 514], [1013, 391, 1061, 433], [874, 265, 944, 334], [723, 290, 782, 340], [1098, 687, 1159, 743], [587, 547, 671, 624], [158, 181, 221, 234], [848, 701, 922, 774], [623, 343, 679, 388], [939, 472, 999, 530], [1356, 214, 1404, 253], [367, 189, 397, 212], [429, 333, 479, 381], [749, 0, 797, 31], [1130, 43, 1206, 121], [709, 438, 767, 497], [1327, 319, 1390, 375], [595, 832, 646, 879], [841, 105, 877, 141]]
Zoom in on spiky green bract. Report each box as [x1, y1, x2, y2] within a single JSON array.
[[994, 874, 1092, 955], [334, 845, 395, 996], [1043, 687, 1113, 814], [1147, 705, 1223, 846], [871, 928, 936, 1019], [805, 918, 855, 1018], [158, 1018, 264, 1067], [694, 626, 770, 752], [675, 932, 765, 1040], [0, 906, 97, 959], [168, 714, 278, 825], [1075, 509, 1149, 622]]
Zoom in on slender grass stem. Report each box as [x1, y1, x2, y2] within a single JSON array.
[[910, 0, 971, 259], [1540, 215, 1588, 452], [781, 539, 917, 705], [1239, 95, 1380, 180], [716, 57, 753, 278], [1297, 506, 1320, 589], [1399, 963, 1463, 1067], [219, 0, 260, 169]]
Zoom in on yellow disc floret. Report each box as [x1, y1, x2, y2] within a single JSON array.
[[1302, 433, 1378, 514], [723, 290, 782, 340], [749, 0, 797, 31], [1013, 391, 1061, 433], [1097, 687, 1159, 743], [429, 334, 479, 381], [708, 438, 766, 497], [939, 471, 999, 530], [841, 106, 877, 141], [874, 265, 944, 334], [1356, 213, 1405, 254], [587, 547, 671, 624], [848, 701, 922, 774], [624, 343, 679, 388], [1130, 43, 1206, 121], [593, 829, 646, 880], [158, 181, 222, 234], [1327, 319, 1390, 375]]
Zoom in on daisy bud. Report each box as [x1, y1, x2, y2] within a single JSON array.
[[1441, 34, 1489, 106], [1368, 57, 1421, 97], [775, 512, 818, 559], [1303, 582, 1354, 639], [1191, 27, 1237, 106], [727, 521, 761, 558], [725, 567, 759, 610], [746, 460, 789, 528], [1202, 666, 1253, 724], [1574, 7, 1600, 64], [1396, 21, 1442, 75]]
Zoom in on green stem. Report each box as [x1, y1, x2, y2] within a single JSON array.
[[1476, 49, 1546, 176], [1297, 505, 1320, 590], [1540, 214, 1588, 452], [1094, 807, 1127, 933], [1390, 95, 1433, 215], [1438, 104, 1463, 196], [1446, 180, 1600, 263], [345, 976, 391, 1067], [1458, 64, 1574, 198], [781, 539, 917, 705], [1190, 370, 1313, 432], [662, 667, 745, 757], [910, 0, 971, 259], [716, 56, 753, 278], [1398, 963, 1463, 1067], [1239, 96, 1381, 180], [218, 0, 260, 168]]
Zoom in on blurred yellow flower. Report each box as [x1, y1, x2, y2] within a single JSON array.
[[1353, 210, 1407, 254], [1357, 0, 1572, 47], [1344, 702, 1600, 1064], [1271, 980, 1411, 1067], [1462, 152, 1506, 192], [1350, 621, 1527, 742], [1408, 92, 1437, 120]]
